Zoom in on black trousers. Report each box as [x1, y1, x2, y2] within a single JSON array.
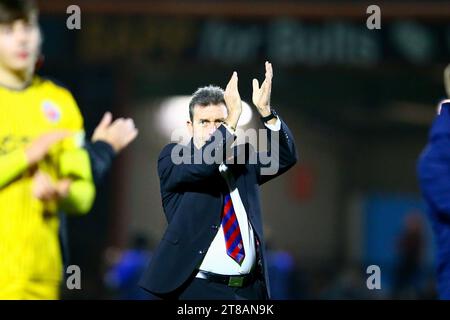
[[177, 277, 268, 300]]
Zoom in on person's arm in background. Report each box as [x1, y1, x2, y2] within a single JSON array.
[[33, 111, 139, 210], [55, 91, 96, 215], [418, 73, 450, 215], [418, 137, 450, 215], [0, 131, 70, 189], [85, 112, 138, 186], [0, 150, 28, 188], [85, 141, 115, 186]]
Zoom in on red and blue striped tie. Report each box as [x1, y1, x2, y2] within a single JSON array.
[[222, 194, 245, 265]]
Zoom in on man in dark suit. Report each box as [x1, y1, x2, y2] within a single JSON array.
[[417, 65, 450, 299], [140, 62, 298, 299]]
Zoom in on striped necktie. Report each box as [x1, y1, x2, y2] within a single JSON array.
[[222, 194, 245, 265]]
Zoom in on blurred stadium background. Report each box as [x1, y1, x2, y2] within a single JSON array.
[[36, 0, 450, 299]]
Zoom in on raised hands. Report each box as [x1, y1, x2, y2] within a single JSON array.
[[220, 62, 276, 131], [91, 112, 138, 153], [252, 61, 273, 118], [223, 71, 242, 131]]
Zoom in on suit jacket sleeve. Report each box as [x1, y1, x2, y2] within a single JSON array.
[[255, 116, 298, 185], [158, 124, 235, 192], [85, 140, 116, 186]]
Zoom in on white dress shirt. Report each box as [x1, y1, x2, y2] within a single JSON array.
[[197, 117, 281, 277]]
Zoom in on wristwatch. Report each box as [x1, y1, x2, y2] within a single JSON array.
[[261, 109, 277, 123]]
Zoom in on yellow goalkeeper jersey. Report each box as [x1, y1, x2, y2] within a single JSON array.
[[0, 76, 95, 288]]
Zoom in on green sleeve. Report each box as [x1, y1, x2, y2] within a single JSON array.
[[59, 147, 96, 215], [0, 149, 29, 189]]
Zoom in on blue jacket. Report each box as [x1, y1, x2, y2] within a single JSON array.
[[417, 100, 450, 299], [139, 118, 298, 297]]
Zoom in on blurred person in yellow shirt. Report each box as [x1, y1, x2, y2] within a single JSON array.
[[0, 0, 96, 299]]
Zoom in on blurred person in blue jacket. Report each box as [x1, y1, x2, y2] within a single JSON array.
[[104, 234, 154, 300], [417, 65, 450, 299]]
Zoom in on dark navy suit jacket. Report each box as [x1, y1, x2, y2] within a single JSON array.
[[139, 117, 298, 297], [417, 100, 450, 299]]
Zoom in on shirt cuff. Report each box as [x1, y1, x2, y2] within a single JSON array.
[[222, 123, 236, 135], [264, 117, 281, 131]]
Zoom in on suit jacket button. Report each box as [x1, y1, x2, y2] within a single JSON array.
[[211, 224, 218, 230], [199, 250, 204, 255]]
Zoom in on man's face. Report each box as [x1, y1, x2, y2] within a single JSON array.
[[188, 103, 228, 148], [0, 18, 41, 74]]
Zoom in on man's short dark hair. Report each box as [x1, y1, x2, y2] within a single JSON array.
[[189, 85, 226, 121], [0, 0, 37, 24]]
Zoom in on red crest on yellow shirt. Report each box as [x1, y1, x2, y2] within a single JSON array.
[[41, 100, 61, 123]]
